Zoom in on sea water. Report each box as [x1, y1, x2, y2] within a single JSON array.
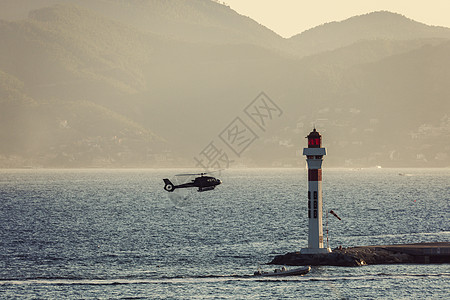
[[0, 168, 448, 299]]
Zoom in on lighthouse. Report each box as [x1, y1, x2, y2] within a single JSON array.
[[301, 128, 331, 254]]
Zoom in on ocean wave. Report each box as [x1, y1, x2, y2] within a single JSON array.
[[1, 272, 448, 286]]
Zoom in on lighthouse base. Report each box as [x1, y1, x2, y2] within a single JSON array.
[[300, 247, 332, 255], [270, 242, 450, 267]]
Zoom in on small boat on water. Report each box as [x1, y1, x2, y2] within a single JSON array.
[[253, 266, 311, 277]]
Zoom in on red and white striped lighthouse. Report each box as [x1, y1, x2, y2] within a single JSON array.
[[301, 128, 331, 254]]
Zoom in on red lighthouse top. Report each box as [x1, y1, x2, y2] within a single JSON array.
[[307, 128, 321, 148]]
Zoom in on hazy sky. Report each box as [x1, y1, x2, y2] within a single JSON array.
[[224, 0, 450, 38]]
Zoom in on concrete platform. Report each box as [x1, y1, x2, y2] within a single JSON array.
[[269, 242, 450, 267]]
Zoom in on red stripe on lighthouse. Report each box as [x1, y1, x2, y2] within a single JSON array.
[[308, 169, 322, 181]]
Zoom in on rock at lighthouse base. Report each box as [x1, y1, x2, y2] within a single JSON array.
[[269, 242, 450, 267], [269, 251, 366, 267]]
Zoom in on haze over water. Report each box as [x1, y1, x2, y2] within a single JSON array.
[[0, 168, 448, 299], [1, 1, 450, 168]]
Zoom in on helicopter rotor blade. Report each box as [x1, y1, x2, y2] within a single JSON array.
[[199, 169, 225, 175], [174, 173, 200, 177], [174, 169, 224, 177]]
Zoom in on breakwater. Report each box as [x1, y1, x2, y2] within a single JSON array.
[[269, 242, 450, 267]]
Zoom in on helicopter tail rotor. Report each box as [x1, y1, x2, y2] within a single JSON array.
[[163, 179, 176, 192]]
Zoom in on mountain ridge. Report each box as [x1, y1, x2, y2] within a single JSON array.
[[289, 11, 450, 56], [0, 2, 449, 167]]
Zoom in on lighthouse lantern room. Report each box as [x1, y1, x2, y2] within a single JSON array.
[[301, 128, 331, 254]]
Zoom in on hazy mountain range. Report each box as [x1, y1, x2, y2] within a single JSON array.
[[1, 0, 449, 168]]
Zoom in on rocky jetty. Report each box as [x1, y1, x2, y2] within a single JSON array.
[[269, 242, 450, 267]]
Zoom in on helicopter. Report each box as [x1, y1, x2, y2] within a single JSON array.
[[163, 172, 222, 192]]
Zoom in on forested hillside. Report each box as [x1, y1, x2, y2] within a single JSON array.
[[0, 1, 449, 168]]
